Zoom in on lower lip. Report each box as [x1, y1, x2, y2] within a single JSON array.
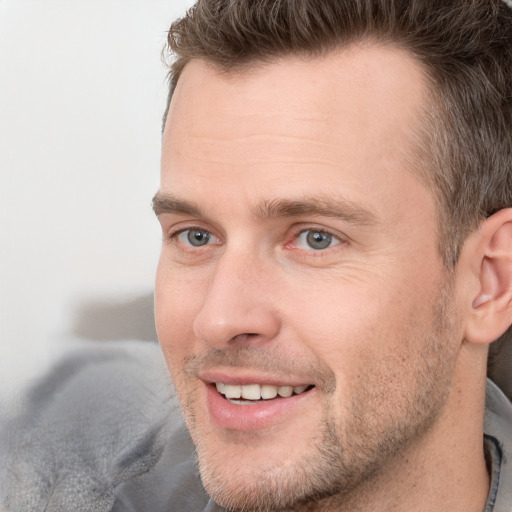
[[205, 383, 313, 431]]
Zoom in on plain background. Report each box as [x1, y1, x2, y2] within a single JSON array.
[[0, 0, 193, 410]]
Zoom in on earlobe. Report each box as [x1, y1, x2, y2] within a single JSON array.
[[464, 209, 512, 345]]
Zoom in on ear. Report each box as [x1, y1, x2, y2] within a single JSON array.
[[464, 208, 512, 345]]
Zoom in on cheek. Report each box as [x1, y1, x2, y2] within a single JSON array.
[[284, 273, 435, 388], [155, 260, 206, 366]]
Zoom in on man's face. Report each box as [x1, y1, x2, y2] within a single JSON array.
[[155, 46, 462, 511]]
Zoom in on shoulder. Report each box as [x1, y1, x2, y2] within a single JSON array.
[[0, 341, 208, 512], [485, 379, 512, 512]]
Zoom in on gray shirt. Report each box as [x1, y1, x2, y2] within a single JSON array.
[[1, 341, 511, 511], [484, 380, 512, 512]]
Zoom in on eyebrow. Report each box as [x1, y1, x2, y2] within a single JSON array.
[[252, 197, 377, 225], [152, 193, 202, 217], [152, 192, 377, 226]]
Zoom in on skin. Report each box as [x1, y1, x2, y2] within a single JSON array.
[[155, 45, 491, 511]]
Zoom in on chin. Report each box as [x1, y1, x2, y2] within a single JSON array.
[[191, 413, 355, 512], [198, 448, 341, 512]]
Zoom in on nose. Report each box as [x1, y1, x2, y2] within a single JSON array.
[[192, 251, 281, 349]]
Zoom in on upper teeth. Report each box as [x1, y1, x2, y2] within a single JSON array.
[[215, 382, 309, 400]]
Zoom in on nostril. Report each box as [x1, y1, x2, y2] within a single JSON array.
[[229, 333, 259, 344]]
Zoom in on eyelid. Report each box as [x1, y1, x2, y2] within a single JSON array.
[[286, 225, 347, 251], [164, 222, 221, 246]]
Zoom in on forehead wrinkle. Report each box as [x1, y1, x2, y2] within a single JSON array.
[[180, 132, 342, 164], [252, 196, 378, 226]]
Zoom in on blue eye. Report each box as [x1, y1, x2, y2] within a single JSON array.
[[296, 230, 339, 250], [178, 229, 213, 247]]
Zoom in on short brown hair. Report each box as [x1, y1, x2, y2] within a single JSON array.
[[164, 0, 512, 267]]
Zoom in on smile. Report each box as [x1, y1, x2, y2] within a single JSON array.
[[204, 378, 317, 430], [215, 382, 313, 403]]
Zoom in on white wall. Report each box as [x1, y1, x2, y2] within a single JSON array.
[[0, 0, 192, 403]]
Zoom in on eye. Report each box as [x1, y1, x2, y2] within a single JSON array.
[[295, 229, 340, 250], [176, 228, 216, 247]]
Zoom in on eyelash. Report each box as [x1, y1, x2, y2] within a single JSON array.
[[288, 227, 343, 252], [165, 226, 220, 247]]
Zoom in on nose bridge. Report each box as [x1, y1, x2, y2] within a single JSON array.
[[193, 246, 280, 348]]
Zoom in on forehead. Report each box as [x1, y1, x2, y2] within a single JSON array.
[[161, 45, 432, 223], [165, 44, 427, 139]]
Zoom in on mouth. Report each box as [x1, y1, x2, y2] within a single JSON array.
[[200, 371, 318, 430], [214, 382, 315, 405]]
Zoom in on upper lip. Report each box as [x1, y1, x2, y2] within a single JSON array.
[[199, 369, 314, 388]]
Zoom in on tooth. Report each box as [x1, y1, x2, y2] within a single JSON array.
[[241, 384, 261, 400], [277, 385, 293, 398], [217, 382, 308, 400], [223, 384, 242, 399], [261, 384, 278, 399]]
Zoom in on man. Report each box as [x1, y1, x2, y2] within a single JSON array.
[[1, 1, 512, 511], [153, 0, 512, 511]]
